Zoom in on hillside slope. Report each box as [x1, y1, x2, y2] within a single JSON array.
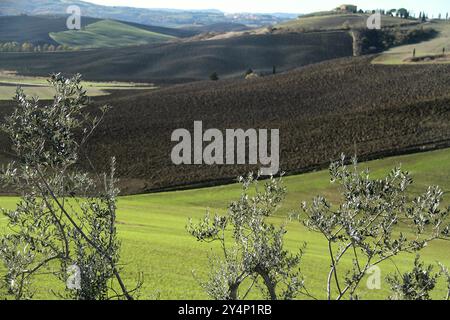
[[118, 21, 198, 38], [50, 20, 176, 49], [186, 22, 251, 33], [0, 15, 100, 45], [373, 20, 450, 64], [0, 0, 289, 28], [0, 56, 450, 193], [278, 13, 417, 31], [0, 31, 354, 81], [0, 15, 198, 48]]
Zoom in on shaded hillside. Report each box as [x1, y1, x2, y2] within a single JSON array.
[[99, 56, 450, 192], [1, 56, 450, 193], [83, 57, 450, 193], [0, 15, 100, 45], [0, 31, 354, 81], [0, 15, 197, 48]]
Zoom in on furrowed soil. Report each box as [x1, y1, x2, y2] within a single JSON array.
[[1, 56, 450, 194], [0, 31, 353, 81]]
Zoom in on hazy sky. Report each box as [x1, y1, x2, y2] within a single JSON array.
[[83, 0, 449, 16]]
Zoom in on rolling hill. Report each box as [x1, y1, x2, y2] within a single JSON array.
[[116, 21, 198, 38], [0, 15, 198, 49], [1, 1, 450, 302], [0, 31, 353, 81], [277, 13, 418, 31], [0, 15, 101, 45], [186, 22, 252, 33], [373, 20, 450, 64], [0, 0, 291, 28], [49, 19, 177, 49], [2, 55, 449, 194], [188, 13, 426, 50]]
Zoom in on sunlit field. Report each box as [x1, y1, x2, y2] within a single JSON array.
[[373, 20, 450, 65], [0, 71, 156, 100], [1, 148, 449, 299]]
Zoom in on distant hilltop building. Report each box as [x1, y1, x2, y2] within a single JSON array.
[[336, 4, 358, 13]]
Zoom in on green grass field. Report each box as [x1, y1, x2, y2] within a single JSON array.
[[50, 20, 176, 49], [0, 72, 156, 100], [373, 20, 450, 65], [0, 148, 449, 299]]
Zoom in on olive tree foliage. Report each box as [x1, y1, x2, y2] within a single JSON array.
[[298, 155, 449, 300], [187, 174, 308, 300], [0, 74, 138, 300], [387, 255, 444, 300], [440, 263, 450, 300]]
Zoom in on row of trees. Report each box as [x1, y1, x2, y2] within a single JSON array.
[[362, 8, 449, 21], [418, 12, 449, 21], [387, 8, 410, 19], [0, 42, 72, 53], [0, 76, 449, 300], [346, 8, 411, 18]]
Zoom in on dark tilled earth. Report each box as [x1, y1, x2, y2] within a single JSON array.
[[1, 56, 450, 194], [0, 31, 353, 81]]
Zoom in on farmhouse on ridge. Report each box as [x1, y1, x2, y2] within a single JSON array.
[[336, 4, 358, 13]]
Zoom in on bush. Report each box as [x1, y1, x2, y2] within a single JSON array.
[[209, 72, 219, 81], [355, 27, 438, 54]]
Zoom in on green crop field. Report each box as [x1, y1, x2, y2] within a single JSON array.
[[0, 72, 156, 100], [373, 20, 450, 65], [1, 148, 449, 300], [50, 20, 176, 49]]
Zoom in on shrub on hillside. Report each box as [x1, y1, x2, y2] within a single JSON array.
[[355, 27, 438, 54], [209, 72, 219, 81]]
